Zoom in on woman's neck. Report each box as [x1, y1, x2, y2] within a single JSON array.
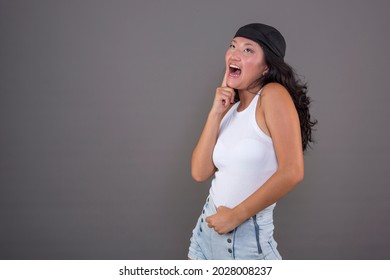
[[237, 87, 261, 111]]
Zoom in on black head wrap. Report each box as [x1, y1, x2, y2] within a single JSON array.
[[234, 23, 286, 59]]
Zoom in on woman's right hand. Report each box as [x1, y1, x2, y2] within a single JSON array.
[[210, 71, 236, 115]]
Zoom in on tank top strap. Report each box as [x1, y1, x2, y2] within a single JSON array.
[[256, 86, 265, 96], [248, 87, 264, 111], [250, 86, 265, 113]]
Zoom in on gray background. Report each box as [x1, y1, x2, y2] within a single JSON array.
[[1, 0, 389, 259]]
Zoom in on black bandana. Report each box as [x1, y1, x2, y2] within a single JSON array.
[[234, 23, 286, 59]]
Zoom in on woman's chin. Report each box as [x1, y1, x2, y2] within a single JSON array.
[[228, 83, 246, 91], [227, 79, 242, 89]]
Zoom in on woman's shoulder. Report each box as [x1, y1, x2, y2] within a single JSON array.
[[261, 82, 289, 98], [260, 82, 293, 104], [258, 83, 295, 117]]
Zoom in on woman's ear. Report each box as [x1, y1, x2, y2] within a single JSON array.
[[262, 66, 269, 76]]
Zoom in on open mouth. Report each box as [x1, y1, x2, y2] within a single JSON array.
[[229, 64, 241, 77]]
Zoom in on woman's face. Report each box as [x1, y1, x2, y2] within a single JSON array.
[[225, 36, 268, 90]]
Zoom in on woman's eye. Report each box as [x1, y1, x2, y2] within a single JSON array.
[[244, 48, 254, 53], [229, 44, 235, 49]]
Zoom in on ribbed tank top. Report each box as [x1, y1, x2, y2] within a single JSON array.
[[210, 88, 278, 208]]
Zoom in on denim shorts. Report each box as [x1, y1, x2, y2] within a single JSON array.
[[188, 195, 282, 260]]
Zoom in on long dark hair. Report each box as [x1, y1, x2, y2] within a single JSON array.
[[237, 46, 317, 152]]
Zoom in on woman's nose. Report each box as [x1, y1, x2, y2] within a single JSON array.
[[229, 49, 241, 61]]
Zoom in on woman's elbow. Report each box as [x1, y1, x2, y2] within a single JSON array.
[[280, 164, 304, 186], [291, 165, 304, 185], [191, 171, 207, 183], [191, 165, 214, 183], [192, 175, 205, 183], [191, 164, 206, 182]]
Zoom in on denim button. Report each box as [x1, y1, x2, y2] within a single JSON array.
[[227, 238, 232, 243], [202, 210, 205, 214], [228, 248, 232, 253], [200, 227, 202, 232]]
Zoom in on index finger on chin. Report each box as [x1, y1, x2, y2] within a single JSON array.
[[221, 70, 228, 87]]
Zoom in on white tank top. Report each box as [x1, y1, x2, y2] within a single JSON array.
[[210, 88, 278, 208]]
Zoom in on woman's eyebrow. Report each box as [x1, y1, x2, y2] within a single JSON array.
[[231, 39, 255, 47]]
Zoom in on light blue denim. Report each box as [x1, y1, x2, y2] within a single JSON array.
[[188, 195, 282, 260]]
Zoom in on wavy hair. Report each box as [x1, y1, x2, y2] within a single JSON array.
[[236, 47, 317, 152]]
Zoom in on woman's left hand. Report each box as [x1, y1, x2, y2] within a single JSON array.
[[205, 206, 241, 235]]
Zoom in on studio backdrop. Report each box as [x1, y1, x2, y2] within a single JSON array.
[[1, 0, 389, 259]]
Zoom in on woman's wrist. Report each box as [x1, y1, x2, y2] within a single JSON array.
[[207, 111, 224, 125], [208, 109, 223, 119], [232, 204, 250, 224]]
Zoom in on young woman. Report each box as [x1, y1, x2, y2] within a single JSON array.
[[188, 23, 317, 260]]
